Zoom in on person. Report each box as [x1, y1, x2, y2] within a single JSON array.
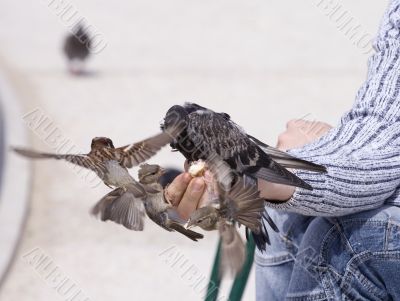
[[165, 0, 400, 299]]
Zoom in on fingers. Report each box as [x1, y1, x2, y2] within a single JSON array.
[[177, 178, 205, 220], [165, 173, 192, 206]]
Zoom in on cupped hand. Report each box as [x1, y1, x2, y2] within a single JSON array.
[[164, 172, 206, 220]]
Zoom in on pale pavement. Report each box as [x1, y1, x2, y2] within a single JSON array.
[[0, 1, 387, 300]]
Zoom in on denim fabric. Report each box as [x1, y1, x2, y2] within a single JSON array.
[[255, 206, 400, 301]]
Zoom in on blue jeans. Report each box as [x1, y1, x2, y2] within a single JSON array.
[[255, 206, 400, 301]]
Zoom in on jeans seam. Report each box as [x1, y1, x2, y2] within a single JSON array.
[[285, 292, 327, 301], [255, 253, 294, 266], [318, 224, 340, 300], [334, 218, 357, 256], [385, 221, 391, 251]]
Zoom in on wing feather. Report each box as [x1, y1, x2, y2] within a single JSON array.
[[91, 184, 146, 231], [13, 147, 106, 175], [115, 129, 183, 168]]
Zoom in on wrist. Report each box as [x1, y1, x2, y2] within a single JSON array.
[[257, 179, 295, 202]]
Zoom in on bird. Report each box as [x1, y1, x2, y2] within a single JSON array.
[[161, 102, 326, 190], [92, 164, 204, 241], [12, 129, 181, 190], [187, 173, 265, 277], [63, 24, 91, 75]]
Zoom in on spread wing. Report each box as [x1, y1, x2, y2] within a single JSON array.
[[91, 184, 146, 231], [115, 128, 183, 168], [207, 158, 264, 233], [12, 147, 106, 175], [219, 178, 265, 233]]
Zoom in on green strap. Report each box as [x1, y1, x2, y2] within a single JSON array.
[[205, 236, 256, 301], [205, 240, 222, 301], [228, 236, 256, 301]]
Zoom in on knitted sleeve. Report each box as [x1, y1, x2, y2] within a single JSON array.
[[264, 0, 400, 216]]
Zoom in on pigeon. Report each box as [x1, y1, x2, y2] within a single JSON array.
[[63, 24, 91, 74], [12, 130, 180, 189], [162, 102, 326, 190], [92, 164, 204, 241]]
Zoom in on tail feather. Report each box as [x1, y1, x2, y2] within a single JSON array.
[[249, 210, 279, 252], [263, 210, 279, 233], [250, 228, 270, 251], [169, 223, 204, 241], [247, 134, 327, 173], [245, 161, 313, 190], [219, 224, 246, 278]]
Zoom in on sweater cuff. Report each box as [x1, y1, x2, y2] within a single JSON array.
[[263, 169, 329, 216]]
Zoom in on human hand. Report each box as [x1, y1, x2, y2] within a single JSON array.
[[164, 172, 206, 220], [277, 119, 332, 151]]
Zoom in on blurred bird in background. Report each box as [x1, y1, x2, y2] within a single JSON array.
[[63, 24, 92, 75]]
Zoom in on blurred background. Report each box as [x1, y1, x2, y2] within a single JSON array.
[[0, 1, 388, 300]]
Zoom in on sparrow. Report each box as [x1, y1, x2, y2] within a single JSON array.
[[92, 164, 204, 241], [13, 130, 179, 190], [63, 24, 91, 74], [161, 102, 327, 190], [187, 174, 264, 277]]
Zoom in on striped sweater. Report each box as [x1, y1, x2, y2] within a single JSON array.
[[265, 0, 400, 216]]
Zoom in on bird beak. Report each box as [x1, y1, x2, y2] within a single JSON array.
[[160, 168, 166, 175]]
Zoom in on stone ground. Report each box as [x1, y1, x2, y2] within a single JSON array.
[[0, 1, 387, 300]]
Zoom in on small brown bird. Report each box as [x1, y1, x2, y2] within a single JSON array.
[[92, 164, 204, 241], [63, 24, 91, 74], [13, 131, 179, 190], [187, 175, 265, 276]]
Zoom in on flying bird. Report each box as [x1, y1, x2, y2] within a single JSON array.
[[63, 25, 91, 74], [92, 164, 204, 241], [187, 171, 265, 277], [162, 102, 326, 190], [13, 130, 179, 189]]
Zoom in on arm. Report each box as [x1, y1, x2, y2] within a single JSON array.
[[262, 0, 400, 216], [261, 119, 400, 216], [166, 1, 400, 219]]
